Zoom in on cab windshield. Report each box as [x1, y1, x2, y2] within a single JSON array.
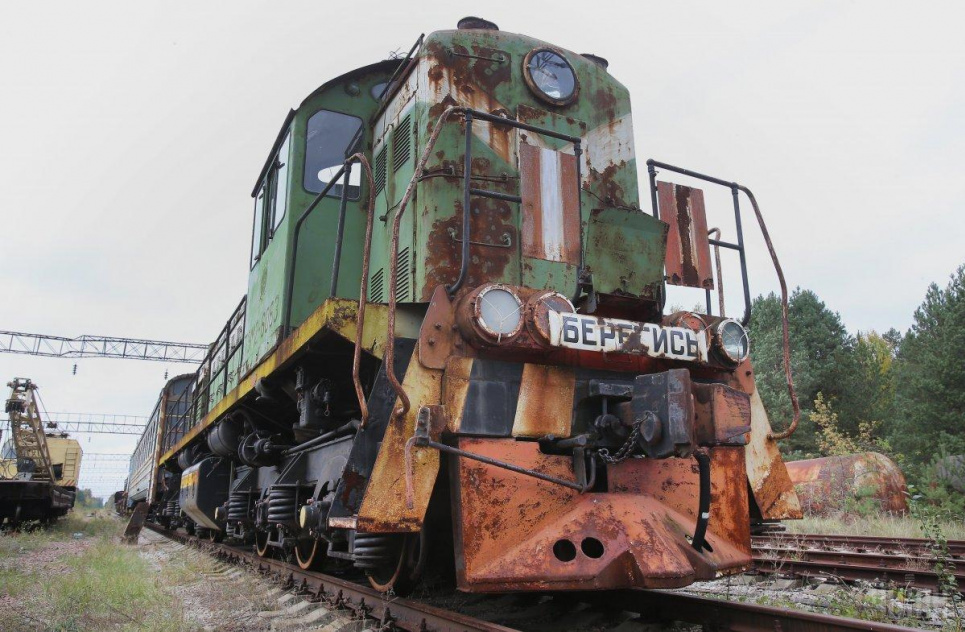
[[304, 109, 362, 199]]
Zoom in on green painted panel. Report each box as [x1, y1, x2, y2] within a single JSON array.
[[207, 371, 225, 414], [585, 207, 667, 296], [414, 99, 521, 301]]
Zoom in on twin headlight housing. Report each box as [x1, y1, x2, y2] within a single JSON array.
[[468, 285, 575, 344], [463, 284, 750, 366]]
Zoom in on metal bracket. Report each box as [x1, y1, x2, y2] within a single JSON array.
[[447, 49, 507, 63], [447, 228, 512, 249]]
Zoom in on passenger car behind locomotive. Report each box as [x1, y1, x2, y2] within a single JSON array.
[[140, 17, 802, 594], [124, 374, 195, 528]]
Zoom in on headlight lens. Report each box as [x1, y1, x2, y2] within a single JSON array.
[[475, 285, 524, 340], [526, 291, 575, 343], [716, 319, 749, 364], [524, 49, 577, 104]]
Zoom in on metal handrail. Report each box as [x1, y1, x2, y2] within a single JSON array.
[[645, 159, 799, 440], [282, 163, 349, 336], [646, 159, 753, 326], [383, 106, 465, 419]]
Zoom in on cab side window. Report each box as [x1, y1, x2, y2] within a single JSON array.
[[250, 131, 292, 268], [271, 134, 291, 233], [250, 183, 266, 268]]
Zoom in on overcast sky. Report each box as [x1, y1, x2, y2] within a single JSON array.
[[1, 2, 962, 497]]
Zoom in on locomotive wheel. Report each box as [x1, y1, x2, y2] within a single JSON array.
[[294, 536, 325, 570], [255, 529, 273, 557], [366, 530, 427, 596], [208, 529, 224, 543], [185, 522, 196, 536]]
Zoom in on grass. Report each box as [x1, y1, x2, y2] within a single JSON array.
[[0, 513, 116, 557], [1, 510, 200, 632], [785, 515, 965, 540]]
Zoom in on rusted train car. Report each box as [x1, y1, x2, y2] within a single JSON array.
[[144, 17, 802, 594]]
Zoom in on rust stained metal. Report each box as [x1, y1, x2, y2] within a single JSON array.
[[519, 143, 581, 264], [356, 342, 443, 533], [786, 452, 909, 516], [452, 438, 749, 592], [442, 357, 474, 433], [692, 382, 752, 447], [418, 285, 457, 370], [658, 181, 714, 289], [510, 364, 575, 438], [524, 290, 574, 344], [724, 362, 803, 520], [425, 41, 516, 165], [422, 189, 517, 300], [610, 446, 753, 559]]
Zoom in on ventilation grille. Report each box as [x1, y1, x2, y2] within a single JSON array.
[[396, 248, 411, 302], [369, 268, 384, 303], [374, 146, 387, 197], [392, 114, 412, 173]]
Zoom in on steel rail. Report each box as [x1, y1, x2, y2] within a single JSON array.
[[145, 523, 518, 632], [754, 545, 963, 571], [754, 556, 962, 595], [753, 552, 964, 595], [147, 523, 924, 632], [594, 590, 922, 632], [754, 533, 965, 558]]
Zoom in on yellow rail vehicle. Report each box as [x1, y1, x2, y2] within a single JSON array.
[[1, 379, 83, 526]]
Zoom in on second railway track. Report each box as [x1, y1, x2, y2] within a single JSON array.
[[754, 534, 965, 559], [753, 534, 964, 595], [145, 523, 925, 632]]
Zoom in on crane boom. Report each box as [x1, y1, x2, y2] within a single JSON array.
[[4, 379, 56, 481]]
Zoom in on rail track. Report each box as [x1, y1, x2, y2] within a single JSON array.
[[753, 534, 964, 594], [754, 534, 965, 559], [144, 523, 923, 632]]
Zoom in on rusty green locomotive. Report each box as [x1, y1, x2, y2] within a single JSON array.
[[142, 17, 802, 594]]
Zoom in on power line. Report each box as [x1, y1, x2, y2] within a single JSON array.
[[0, 331, 207, 363]]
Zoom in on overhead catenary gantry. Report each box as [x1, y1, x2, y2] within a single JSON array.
[[0, 331, 208, 363], [0, 413, 148, 435]]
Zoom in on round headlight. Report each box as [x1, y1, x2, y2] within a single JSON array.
[[715, 319, 749, 364], [523, 48, 578, 105], [526, 291, 575, 344], [474, 285, 524, 341]]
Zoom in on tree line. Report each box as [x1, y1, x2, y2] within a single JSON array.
[[748, 263, 965, 505]]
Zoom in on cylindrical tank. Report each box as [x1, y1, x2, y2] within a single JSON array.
[[785, 452, 908, 516]]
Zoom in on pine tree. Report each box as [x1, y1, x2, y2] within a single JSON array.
[[748, 289, 858, 454], [890, 264, 965, 466]]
